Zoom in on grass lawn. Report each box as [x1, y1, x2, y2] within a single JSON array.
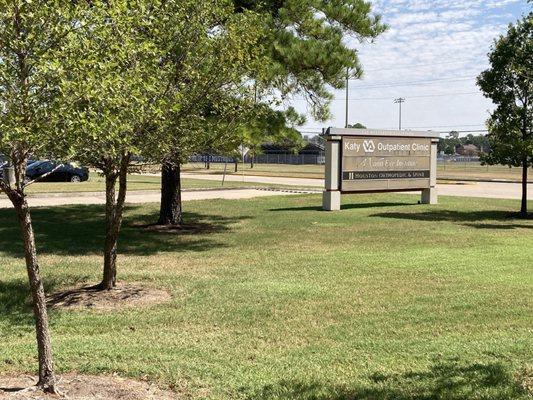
[[183, 162, 531, 182], [5, 164, 529, 196], [16, 174, 289, 195], [0, 194, 532, 399]]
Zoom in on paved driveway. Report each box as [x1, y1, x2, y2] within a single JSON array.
[[182, 173, 532, 201], [0, 188, 301, 209], [1, 175, 530, 209]]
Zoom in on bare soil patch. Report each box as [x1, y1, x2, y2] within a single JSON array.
[[47, 283, 171, 311], [0, 374, 178, 399]]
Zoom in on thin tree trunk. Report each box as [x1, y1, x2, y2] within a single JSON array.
[[14, 198, 57, 393], [234, 160, 238, 173], [250, 156, 254, 169], [100, 155, 130, 290], [520, 110, 529, 218], [521, 157, 528, 217], [101, 173, 118, 290], [158, 160, 183, 226]]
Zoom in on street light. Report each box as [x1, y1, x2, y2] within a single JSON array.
[[345, 67, 349, 128], [394, 97, 405, 130]]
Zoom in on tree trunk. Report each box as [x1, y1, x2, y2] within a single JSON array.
[[250, 156, 254, 169], [521, 157, 528, 217], [14, 198, 57, 393], [520, 111, 529, 218], [158, 161, 183, 226], [100, 156, 129, 290], [101, 173, 118, 290], [234, 160, 238, 173]]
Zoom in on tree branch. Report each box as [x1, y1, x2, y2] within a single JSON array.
[[23, 164, 64, 189]]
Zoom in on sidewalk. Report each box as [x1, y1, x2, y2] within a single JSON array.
[[181, 172, 532, 201], [1, 175, 530, 209], [0, 188, 305, 209]]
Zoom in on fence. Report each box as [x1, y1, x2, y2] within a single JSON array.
[[189, 153, 325, 165], [245, 154, 325, 165]]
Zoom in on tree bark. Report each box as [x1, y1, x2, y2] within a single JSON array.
[[101, 173, 118, 290], [250, 155, 254, 169], [520, 108, 529, 218], [14, 197, 57, 393], [100, 155, 130, 290], [234, 160, 238, 173], [521, 156, 528, 217], [158, 160, 183, 226]]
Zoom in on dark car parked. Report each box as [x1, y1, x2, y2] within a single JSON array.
[[0, 154, 7, 179], [26, 161, 89, 183]]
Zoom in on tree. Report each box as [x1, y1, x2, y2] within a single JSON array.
[[157, 0, 386, 225], [477, 12, 532, 217], [347, 122, 367, 129], [239, 106, 306, 168], [235, 0, 386, 119], [153, 2, 265, 226], [0, 1, 83, 393], [448, 131, 460, 140], [59, 2, 168, 290]]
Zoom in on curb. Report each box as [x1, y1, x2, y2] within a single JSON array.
[[21, 186, 320, 200], [438, 177, 532, 184]]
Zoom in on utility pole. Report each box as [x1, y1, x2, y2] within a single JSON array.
[[345, 67, 349, 128], [394, 97, 405, 130]]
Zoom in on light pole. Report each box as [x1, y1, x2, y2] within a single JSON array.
[[394, 97, 405, 130], [345, 67, 349, 128]]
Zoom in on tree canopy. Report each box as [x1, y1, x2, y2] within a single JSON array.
[[57, 0, 267, 283], [234, 0, 386, 120], [477, 11, 532, 216], [0, 0, 86, 392]]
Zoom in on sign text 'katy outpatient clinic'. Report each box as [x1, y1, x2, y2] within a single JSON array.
[[341, 137, 432, 192]]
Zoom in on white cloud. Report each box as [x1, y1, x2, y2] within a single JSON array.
[[291, 0, 528, 135]]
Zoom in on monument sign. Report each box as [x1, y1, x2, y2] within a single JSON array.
[[323, 128, 439, 210]]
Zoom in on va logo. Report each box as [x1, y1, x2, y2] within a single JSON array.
[[363, 140, 375, 153]]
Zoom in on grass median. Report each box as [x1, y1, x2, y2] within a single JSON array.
[[15, 174, 297, 195], [182, 162, 531, 182], [0, 193, 531, 399]]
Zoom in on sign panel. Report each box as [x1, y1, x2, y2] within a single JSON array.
[[341, 137, 431, 192]]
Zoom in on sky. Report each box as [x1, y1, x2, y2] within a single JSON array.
[[291, 0, 531, 137]]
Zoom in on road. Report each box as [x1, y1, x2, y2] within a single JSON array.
[[0, 174, 530, 209], [182, 173, 533, 201], [0, 188, 304, 209]]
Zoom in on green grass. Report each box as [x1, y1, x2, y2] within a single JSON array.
[[17, 174, 292, 194], [0, 194, 532, 399], [8, 163, 530, 196], [182, 162, 531, 182]]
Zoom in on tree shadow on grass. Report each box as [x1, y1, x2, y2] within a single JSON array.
[[248, 358, 529, 399], [0, 278, 65, 328], [271, 202, 413, 212], [0, 280, 34, 327], [0, 204, 251, 258], [370, 210, 533, 230]]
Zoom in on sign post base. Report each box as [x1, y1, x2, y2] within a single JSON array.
[[322, 190, 341, 211], [421, 188, 437, 204]]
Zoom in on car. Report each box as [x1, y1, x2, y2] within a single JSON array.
[[26, 161, 89, 183], [0, 154, 7, 180]]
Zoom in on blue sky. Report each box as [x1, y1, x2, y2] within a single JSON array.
[[291, 0, 531, 137]]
